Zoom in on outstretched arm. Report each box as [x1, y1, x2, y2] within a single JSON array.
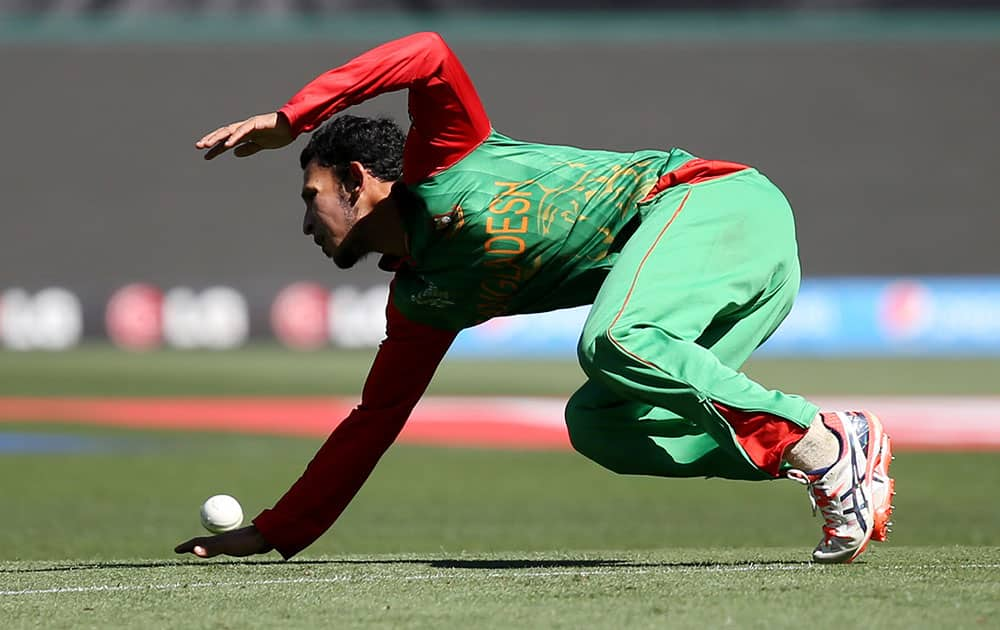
[[175, 291, 458, 559], [195, 32, 491, 182]]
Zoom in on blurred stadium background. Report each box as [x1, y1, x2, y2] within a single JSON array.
[[2, 1, 999, 356], [1, 0, 999, 564]]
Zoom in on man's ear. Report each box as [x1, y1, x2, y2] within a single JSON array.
[[347, 161, 366, 193]]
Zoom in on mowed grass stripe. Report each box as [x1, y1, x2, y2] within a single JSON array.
[[4, 561, 1000, 597], [0, 563, 820, 597]]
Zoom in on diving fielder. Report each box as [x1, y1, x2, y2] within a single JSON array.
[[176, 32, 894, 564]]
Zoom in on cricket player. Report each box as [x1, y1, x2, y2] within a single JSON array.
[[175, 32, 894, 564]]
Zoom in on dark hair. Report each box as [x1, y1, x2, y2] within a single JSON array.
[[299, 115, 405, 182]]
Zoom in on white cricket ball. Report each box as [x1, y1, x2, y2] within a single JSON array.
[[199, 494, 244, 533]]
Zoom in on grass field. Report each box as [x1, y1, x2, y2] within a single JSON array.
[[1, 348, 998, 628], [4, 548, 997, 629], [2, 345, 999, 396]]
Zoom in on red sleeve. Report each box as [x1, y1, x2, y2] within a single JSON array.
[[278, 31, 491, 183], [252, 292, 458, 559]]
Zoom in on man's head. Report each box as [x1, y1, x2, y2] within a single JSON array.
[[299, 115, 405, 268]]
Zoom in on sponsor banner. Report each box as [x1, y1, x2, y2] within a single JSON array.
[[451, 277, 1000, 357], [758, 277, 1000, 356], [105, 284, 249, 351], [1, 277, 999, 355], [268, 283, 390, 350], [0, 287, 83, 351], [452, 307, 589, 357], [102, 282, 389, 352]]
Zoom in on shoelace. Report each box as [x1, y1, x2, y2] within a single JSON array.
[[787, 469, 849, 537]]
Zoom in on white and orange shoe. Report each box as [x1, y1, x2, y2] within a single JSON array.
[[787, 411, 895, 564]]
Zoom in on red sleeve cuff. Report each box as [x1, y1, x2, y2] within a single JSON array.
[[277, 104, 307, 138]]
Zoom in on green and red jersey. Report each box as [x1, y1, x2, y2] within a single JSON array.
[[396, 133, 697, 329], [254, 32, 750, 558]]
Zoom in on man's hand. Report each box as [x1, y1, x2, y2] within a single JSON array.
[[195, 112, 294, 160], [174, 525, 273, 559]]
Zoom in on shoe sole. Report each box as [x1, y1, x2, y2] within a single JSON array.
[[871, 432, 895, 543]]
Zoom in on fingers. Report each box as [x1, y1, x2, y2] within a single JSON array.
[[174, 526, 270, 559], [225, 119, 259, 148], [174, 537, 220, 558], [195, 117, 258, 160], [174, 537, 199, 554], [193, 544, 216, 558], [195, 122, 241, 151]]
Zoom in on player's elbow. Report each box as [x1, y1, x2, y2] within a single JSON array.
[[409, 31, 452, 63], [412, 31, 448, 50]]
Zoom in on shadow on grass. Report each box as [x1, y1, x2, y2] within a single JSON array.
[[2, 557, 810, 573], [425, 559, 812, 570]]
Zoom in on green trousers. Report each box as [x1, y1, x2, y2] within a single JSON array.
[[566, 169, 819, 481]]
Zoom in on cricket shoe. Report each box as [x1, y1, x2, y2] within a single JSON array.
[[787, 410, 895, 564]]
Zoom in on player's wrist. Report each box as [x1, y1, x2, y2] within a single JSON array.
[[245, 525, 275, 553], [274, 106, 300, 138]]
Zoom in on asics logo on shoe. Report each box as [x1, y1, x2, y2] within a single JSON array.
[[839, 472, 870, 533], [843, 415, 871, 534]]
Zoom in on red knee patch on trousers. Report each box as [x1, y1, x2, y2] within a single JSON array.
[[712, 403, 808, 477]]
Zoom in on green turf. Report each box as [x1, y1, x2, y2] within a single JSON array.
[[1, 424, 997, 562], [2, 548, 997, 630], [1, 345, 998, 396], [1, 350, 998, 628], [0, 425, 998, 628]]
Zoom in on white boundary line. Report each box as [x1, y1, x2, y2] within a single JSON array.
[[3, 563, 999, 597]]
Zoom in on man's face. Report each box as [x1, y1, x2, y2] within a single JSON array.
[[301, 161, 365, 269]]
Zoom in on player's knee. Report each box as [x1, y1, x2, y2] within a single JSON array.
[[579, 328, 646, 386], [578, 313, 656, 371], [577, 329, 629, 381], [591, 324, 691, 383], [575, 334, 598, 379]]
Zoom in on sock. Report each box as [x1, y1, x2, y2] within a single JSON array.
[[784, 413, 841, 473]]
